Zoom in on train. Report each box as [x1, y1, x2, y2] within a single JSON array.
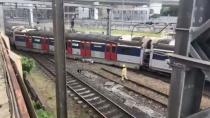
[[6, 28, 175, 74]]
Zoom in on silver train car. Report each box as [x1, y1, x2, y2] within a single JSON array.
[[149, 39, 175, 73], [8, 28, 175, 74]]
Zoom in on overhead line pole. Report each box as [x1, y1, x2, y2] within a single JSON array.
[[107, 8, 111, 36], [53, 0, 67, 118]]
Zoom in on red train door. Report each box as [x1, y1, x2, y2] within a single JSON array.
[[105, 44, 111, 60], [105, 43, 117, 61], [41, 37, 49, 52], [25, 35, 33, 48], [67, 40, 72, 55], [111, 44, 117, 61], [80, 41, 85, 57], [84, 41, 91, 57]]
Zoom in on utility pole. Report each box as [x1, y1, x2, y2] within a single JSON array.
[[52, 0, 67, 118], [122, 0, 124, 30], [107, 9, 111, 36], [29, 5, 34, 28]]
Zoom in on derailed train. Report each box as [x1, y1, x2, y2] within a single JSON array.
[[7, 29, 175, 73]]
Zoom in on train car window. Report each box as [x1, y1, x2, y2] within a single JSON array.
[[118, 46, 141, 56], [33, 38, 41, 43], [15, 36, 25, 41], [91, 44, 105, 52], [152, 52, 168, 60], [72, 43, 79, 47], [49, 40, 54, 45], [94, 45, 102, 48], [122, 48, 130, 54]]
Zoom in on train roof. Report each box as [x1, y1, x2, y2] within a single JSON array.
[[153, 38, 175, 51], [15, 30, 146, 47], [66, 33, 145, 46]]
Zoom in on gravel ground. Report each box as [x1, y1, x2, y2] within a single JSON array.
[[81, 70, 166, 118]]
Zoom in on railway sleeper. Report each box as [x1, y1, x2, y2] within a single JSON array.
[[69, 82, 80, 86], [104, 109, 119, 117], [109, 113, 125, 118], [74, 87, 87, 92], [83, 95, 99, 101], [79, 91, 94, 96], [75, 89, 89, 94], [78, 90, 91, 95], [81, 93, 95, 98], [67, 79, 77, 84], [71, 85, 83, 89], [97, 104, 111, 111], [91, 99, 106, 106], [86, 96, 100, 102], [93, 100, 107, 107], [107, 110, 125, 118]]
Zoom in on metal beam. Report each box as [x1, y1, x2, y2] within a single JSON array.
[[53, 0, 67, 117], [187, 108, 210, 118], [168, 0, 194, 117], [168, 0, 210, 117], [168, 54, 210, 71]]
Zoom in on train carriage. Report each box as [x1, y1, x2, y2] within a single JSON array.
[[11, 29, 178, 72], [149, 39, 175, 73], [14, 30, 50, 53], [65, 33, 151, 69], [14, 33, 26, 49]]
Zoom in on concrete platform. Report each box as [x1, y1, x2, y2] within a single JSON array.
[[0, 43, 10, 118]]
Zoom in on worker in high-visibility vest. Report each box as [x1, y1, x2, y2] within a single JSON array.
[[121, 64, 128, 81]]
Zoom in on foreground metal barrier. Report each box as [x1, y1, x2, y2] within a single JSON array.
[[0, 32, 32, 118]]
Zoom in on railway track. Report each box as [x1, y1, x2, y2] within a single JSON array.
[[21, 51, 210, 112], [32, 54, 136, 118], [47, 54, 169, 107], [88, 69, 168, 107]]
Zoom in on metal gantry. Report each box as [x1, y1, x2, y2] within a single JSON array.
[[168, 0, 210, 118]]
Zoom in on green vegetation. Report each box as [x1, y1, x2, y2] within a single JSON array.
[[33, 101, 53, 118], [75, 27, 161, 37], [37, 109, 53, 118], [21, 56, 35, 73]]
